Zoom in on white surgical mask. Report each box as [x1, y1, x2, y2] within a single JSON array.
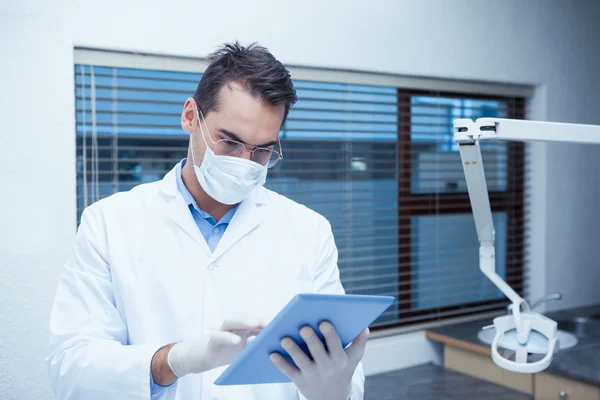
[[190, 110, 268, 205]]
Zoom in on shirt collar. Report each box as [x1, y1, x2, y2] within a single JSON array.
[[176, 159, 197, 207]]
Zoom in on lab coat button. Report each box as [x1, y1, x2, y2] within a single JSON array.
[[207, 263, 218, 271]]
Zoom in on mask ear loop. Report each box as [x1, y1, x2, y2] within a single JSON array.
[[278, 137, 284, 159], [190, 106, 213, 165]]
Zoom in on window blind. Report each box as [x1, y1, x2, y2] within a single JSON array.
[[75, 64, 526, 329]]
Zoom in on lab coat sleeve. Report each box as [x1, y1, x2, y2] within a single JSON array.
[[46, 207, 163, 400], [298, 217, 365, 400]]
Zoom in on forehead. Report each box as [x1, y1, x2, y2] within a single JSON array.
[[208, 82, 284, 145]]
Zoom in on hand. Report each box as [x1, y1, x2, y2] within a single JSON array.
[[167, 319, 265, 377], [270, 322, 369, 400]]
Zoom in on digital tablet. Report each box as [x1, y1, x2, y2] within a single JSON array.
[[214, 293, 395, 386]]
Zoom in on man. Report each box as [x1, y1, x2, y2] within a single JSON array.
[[47, 42, 367, 400]]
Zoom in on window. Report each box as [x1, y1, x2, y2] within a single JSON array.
[[75, 57, 526, 329], [397, 91, 525, 324]]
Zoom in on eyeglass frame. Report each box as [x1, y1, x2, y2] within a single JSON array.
[[196, 106, 284, 168]]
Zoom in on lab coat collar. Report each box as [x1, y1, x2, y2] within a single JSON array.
[[158, 166, 212, 255], [159, 167, 182, 198], [158, 165, 270, 260], [210, 193, 265, 260]]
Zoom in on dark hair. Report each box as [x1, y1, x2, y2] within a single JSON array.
[[193, 41, 297, 125]]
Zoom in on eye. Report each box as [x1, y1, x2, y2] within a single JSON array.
[[214, 138, 245, 157], [222, 139, 238, 147], [254, 148, 272, 155], [221, 139, 243, 152]]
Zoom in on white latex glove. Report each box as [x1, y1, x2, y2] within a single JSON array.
[[167, 319, 265, 377], [270, 321, 369, 400]]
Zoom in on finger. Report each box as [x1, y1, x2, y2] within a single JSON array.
[[250, 320, 269, 335], [221, 319, 265, 332], [319, 321, 346, 361], [345, 328, 370, 366], [280, 337, 313, 371], [270, 352, 300, 380], [248, 327, 264, 336], [300, 326, 330, 366], [209, 330, 242, 346], [231, 328, 263, 340]]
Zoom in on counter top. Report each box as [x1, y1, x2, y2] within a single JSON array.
[[364, 363, 532, 400], [426, 304, 600, 386]]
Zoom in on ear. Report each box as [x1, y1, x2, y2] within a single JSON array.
[[181, 98, 197, 135]]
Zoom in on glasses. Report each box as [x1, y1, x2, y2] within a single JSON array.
[[198, 109, 283, 168], [212, 138, 283, 168]]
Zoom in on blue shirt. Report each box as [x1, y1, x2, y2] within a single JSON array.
[[175, 158, 238, 252], [150, 159, 238, 393]]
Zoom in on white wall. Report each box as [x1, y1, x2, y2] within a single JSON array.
[[2, 0, 600, 398]]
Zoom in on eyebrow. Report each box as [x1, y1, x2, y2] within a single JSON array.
[[217, 128, 278, 148]]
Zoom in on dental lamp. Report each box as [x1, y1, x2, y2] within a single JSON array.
[[454, 118, 600, 373]]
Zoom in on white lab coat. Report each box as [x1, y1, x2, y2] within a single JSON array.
[[47, 166, 364, 400]]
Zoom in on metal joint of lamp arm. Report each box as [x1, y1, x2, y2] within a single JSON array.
[[453, 118, 498, 145]]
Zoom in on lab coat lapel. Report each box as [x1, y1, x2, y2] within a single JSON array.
[[158, 167, 212, 257], [211, 188, 268, 261]]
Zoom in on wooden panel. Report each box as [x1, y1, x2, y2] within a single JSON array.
[[534, 373, 600, 400], [426, 330, 491, 356], [444, 345, 533, 394]]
